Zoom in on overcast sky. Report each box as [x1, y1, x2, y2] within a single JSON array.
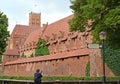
[[0, 0, 73, 33]]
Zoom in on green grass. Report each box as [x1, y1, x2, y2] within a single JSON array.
[[0, 75, 119, 81]]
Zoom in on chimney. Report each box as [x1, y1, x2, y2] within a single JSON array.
[[42, 23, 48, 28]]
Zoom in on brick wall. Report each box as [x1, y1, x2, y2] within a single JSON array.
[[90, 49, 115, 77], [3, 48, 115, 77], [3, 55, 89, 76]]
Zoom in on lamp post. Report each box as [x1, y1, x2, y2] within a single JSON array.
[[99, 31, 106, 84]]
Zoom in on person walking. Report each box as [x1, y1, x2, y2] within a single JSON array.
[[34, 69, 43, 84]]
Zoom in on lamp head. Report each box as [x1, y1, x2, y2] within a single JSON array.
[[99, 31, 106, 40]]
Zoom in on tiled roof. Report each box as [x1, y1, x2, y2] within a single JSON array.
[[11, 24, 30, 36], [10, 24, 42, 46], [23, 27, 43, 45], [4, 48, 89, 65], [3, 49, 19, 56], [11, 24, 41, 36], [22, 14, 73, 46], [41, 15, 73, 39]]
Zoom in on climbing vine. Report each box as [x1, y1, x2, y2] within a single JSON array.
[[105, 48, 120, 76], [35, 38, 49, 56], [21, 52, 26, 58], [30, 53, 34, 58], [85, 61, 90, 76]]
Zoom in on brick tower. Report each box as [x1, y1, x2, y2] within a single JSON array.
[[29, 12, 41, 27]]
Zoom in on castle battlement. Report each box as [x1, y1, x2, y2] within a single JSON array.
[[19, 28, 92, 57]]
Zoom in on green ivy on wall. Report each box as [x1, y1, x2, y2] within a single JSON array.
[[30, 53, 34, 58], [35, 38, 49, 56], [21, 52, 26, 58], [0, 54, 2, 63], [85, 61, 90, 76], [105, 48, 120, 76]]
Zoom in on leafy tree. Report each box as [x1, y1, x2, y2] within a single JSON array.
[[0, 12, 9, 62], [69, 0, 120, 76], [69, 0, 120, 48], [35, 38, 49, 56]]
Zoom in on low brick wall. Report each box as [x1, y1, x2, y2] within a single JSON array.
[[4, 55, 89, 76], [3, 49, 89, 77]]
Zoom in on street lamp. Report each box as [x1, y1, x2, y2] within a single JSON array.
[[99, 31, 106, 84]]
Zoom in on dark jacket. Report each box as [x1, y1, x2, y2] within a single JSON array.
[[34, 72, 42, 84]]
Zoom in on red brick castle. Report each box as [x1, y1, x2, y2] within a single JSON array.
[[1, 12, 114, 77]]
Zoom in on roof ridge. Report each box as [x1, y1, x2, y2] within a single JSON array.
[[49, 14, 73, 25]]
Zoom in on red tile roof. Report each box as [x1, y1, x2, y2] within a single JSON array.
[[22, 14, 73, 46], [11, 24, 41, 37], [11, 24, 30, 36], [10, 24, 42, 46], [23, 28, 43, 45], [41, 15, 73, 39]]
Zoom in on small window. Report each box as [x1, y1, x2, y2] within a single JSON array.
[[52, 64, 54, 66], [62, 58, 64, 61]]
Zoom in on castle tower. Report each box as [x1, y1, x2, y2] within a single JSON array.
[[29, 12, 41, 27]]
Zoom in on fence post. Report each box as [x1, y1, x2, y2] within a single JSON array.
[[2, 80, 4, 84], [117, 80, 120, 84]]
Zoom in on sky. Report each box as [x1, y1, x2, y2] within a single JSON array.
[[0, 0, 73, 34]]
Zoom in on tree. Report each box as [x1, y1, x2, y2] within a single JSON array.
[[69, 0, 120, 76], [69, 0, 120, 48], [0, 12, 9, 62], [35, 38, 49, 56]]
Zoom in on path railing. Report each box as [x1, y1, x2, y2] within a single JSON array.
[[0, 79, 120, 84]]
